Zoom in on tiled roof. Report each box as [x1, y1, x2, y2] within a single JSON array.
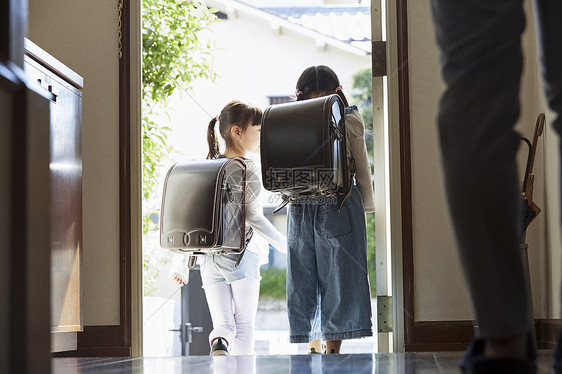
[[259, 6, 371, 54]]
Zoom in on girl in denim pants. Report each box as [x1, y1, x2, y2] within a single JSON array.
[[170, 100, 287, 356], [288, 65, 375, 354]]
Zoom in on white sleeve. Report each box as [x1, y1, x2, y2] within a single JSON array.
[[245, 161, 287, 254], [347, 113, 375, 213], [168, 253, 189, 284]]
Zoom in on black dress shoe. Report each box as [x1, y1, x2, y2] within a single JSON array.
[[461, 337, 536, 374], [210, 337, 229, 356]]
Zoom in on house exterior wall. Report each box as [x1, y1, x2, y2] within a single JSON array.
[[164, 5, 372, 163]]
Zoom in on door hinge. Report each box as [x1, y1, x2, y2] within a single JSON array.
[[372, 41, 387, 77], [377, 295, 393, 333]]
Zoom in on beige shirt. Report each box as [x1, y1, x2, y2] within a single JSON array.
[[346, 109, 375, 213]]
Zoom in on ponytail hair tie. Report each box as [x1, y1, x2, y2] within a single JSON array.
[[335, 85, 343, 92], [215, 115, 220, 122]]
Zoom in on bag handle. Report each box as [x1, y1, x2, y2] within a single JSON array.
[[521, 113, 545, 196]]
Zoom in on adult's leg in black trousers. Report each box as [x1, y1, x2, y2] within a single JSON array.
[[430, 0, 529, 339]]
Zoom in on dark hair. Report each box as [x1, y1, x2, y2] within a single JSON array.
[[207, 100, 263, 159], [295, 65, 349, 106]]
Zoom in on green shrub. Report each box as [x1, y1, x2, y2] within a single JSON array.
[[259, 267, 287, 299]]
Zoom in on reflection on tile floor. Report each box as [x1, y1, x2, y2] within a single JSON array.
[[52, 350, 555, 373]]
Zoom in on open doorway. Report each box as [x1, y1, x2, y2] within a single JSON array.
[[140, 0, 386, 356]]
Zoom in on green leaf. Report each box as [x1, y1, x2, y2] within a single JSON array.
[[142, 0, 218, 292]]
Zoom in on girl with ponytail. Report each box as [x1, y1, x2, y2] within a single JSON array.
[[206, 100, 262, 160], [170, 100, 287, 357]]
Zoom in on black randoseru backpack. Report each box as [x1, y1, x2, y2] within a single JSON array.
[[260, 94, 351, 212], [160, 157, 252, 267]]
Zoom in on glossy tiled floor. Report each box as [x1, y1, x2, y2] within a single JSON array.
[[52, 350, 555, 373]]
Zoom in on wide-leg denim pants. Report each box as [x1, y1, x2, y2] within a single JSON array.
[[431, 0, 562, 339], [286, 186, 373, 343]]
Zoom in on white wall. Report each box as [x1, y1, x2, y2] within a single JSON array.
[[28, 0, 121, 326]]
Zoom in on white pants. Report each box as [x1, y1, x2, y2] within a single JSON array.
[[203, 277, 260, 355]]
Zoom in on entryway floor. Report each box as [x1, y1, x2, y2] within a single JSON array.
[[52, 350, 555, 373]]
